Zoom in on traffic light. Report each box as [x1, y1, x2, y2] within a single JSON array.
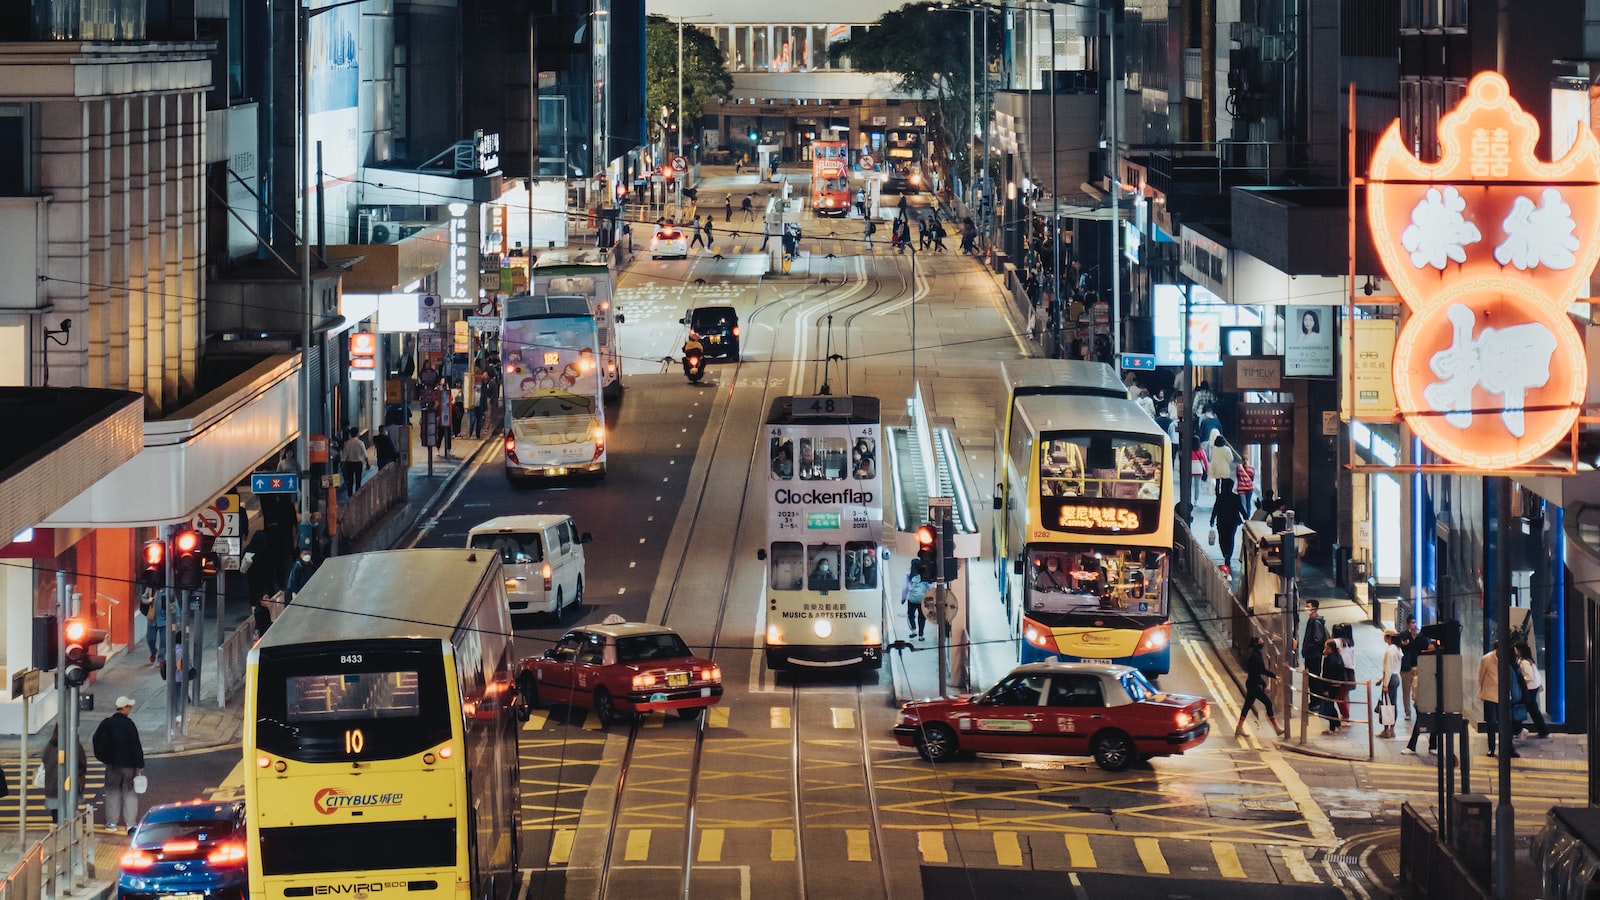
[[941, 522, 962, 581], [62, 616, 107, 687], [139, 538, 165, 589], [748, 128, 759, 142], [172, 528, 203, 590], [32, 615, 58, 671], [915, 524, 937, 581]]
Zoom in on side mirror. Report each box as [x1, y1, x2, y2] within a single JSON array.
[[1012, 558, 1024, 576], [579, 532, 593, 544], [615, 313, 625, 324], [679, 316, 689, 325], [756, 548, 767, 561], [993, 495, 1003, 511]]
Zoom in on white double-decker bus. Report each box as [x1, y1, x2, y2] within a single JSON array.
[[530, 247, 623, 399], [500, 294, 607, 483], [758, 395, 885, 670]]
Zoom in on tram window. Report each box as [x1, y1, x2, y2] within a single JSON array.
[[798, 436, 847, 480], [807, 544, 841, 591], [771, 542, 805, 590], [851, 437, 876, 479], [771, 437, 795, 480], [844, 542, 878, 589]]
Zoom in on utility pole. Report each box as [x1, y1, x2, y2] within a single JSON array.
[[932, 501, 950, 697], [1278, 510, 1297, 739]]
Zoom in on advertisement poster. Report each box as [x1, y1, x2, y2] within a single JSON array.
[[307, 1, 359, 186], [1349, 318, 1397, 418], [1285, 305, 1334, 376]]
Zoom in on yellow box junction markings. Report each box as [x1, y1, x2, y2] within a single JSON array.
[[549, 828, 575, 865], [918, 832, 948, 864], [1282, 846, 1321, 883], [1213, 842, 1246, 879], [625, 829, 652, 861], [522, 709, 549, 731], [831, 707, 855, 730], [771, 707, 791, 729], [994, 832, 1023, 867], [1134, 837, 1169, 875], [698, 829, 724, 862], [1064, 833, 1096, 868], [772, 829, 797, 862]]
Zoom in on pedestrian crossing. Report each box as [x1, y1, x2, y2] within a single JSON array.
[[0, 761, 107, 828], [649, 238, 955, 259], [529, 824, 1329, 883]]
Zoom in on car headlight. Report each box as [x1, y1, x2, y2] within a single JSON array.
[[813, 619, 833, 638]]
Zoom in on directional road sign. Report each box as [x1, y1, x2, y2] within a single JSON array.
[[1120, 352, 1157, 371], [250, 472, 300, 494]]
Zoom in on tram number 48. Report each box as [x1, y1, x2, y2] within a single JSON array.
[[794, 396, 853, 418], [345, 729, 365, 755]]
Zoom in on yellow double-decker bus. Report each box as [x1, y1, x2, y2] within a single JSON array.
[[245, 549, 520, 900], [1000, 394, 1176, 676], [992, 360, 1129, 603]]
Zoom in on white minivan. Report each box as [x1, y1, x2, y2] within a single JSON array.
[[467, 515, 591, 618]]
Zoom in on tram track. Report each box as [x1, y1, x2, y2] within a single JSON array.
[[579, 223, 914, 900]]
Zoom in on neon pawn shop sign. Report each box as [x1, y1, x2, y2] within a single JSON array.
[[1367, 71, 1600, 469]]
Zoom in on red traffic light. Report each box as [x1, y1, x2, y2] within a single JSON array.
[[173, 530, 201, 554], [62, 615, 108, 687], [916, 525, 936, 550], [142, 540, 164, 567], [63, 618, 89, 644]]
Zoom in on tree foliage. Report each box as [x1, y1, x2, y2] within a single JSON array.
[[646, 17, 734, 147], [828, 2, 1002, 184]]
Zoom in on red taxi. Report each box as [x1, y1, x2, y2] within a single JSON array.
[[517, 615, 722, 726], [892, 661, 1209, 771]]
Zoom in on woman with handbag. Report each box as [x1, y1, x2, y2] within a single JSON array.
[[1378, 630, 1403, 738], [1314, 639, 1346, 733]]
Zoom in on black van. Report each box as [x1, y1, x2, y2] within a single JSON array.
[[681, 306, 740, 361]]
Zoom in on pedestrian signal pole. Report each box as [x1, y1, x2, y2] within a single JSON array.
[[929, 498, 954, 697], [1279, 509, 1297, 739]]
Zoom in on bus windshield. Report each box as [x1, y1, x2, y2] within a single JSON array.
[[255, 645, 452, 761], [1039, 435, 1164, 500], [1024, 547, 1169, 618]]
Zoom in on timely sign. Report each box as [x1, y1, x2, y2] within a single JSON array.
[[250, 472, 300, 494], [1367, 70, 1597, 468]]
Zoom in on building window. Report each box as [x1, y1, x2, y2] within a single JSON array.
[[0, 107, 29, 196]]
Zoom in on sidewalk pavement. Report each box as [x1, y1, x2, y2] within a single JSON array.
[[1178, 483, 1588, 771]]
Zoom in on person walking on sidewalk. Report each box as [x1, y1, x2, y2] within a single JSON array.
[[1209, 486, 1245, 574], [1378, 630, 1402, 738], [1235, 636, 1280, 736], [724, 196, 733, 222], [1314, 639, 1347, 732], [1514, 641, 1551, 739], [689, 216, 705, 249], [1234, 458, 1256, 517], [902, 568, 928, 640], [703, 215, 715, 250], [1335, 623, 1356, 722], [286, 547, 318, 599], [1478, 640, 1517, 757], [1300, 599, 1328, 671], [1397, 616, 1421, 719], [341, 429, 369, 498], [92, 697, 145, 834]]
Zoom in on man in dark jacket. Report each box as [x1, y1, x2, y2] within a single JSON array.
[[92, 697, 145, 833], [1301, 599, 1328, 671]]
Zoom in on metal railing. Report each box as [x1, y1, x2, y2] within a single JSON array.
[[340, 462, 408, 545], [215, 591, 285, 707], [0, 807, 97, 900], [1298, 668, 1376, 761], [1400, 802, 1492, 900]]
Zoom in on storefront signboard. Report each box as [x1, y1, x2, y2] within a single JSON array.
[[1368, 71, 1598, 468], [1347, 319, 1397, 418], [1238, 402, 1294, 443], [1225, 357, 1282, 392]]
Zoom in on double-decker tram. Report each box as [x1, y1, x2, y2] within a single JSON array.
[[810, 139, 851, 216], [993, 360, 1129, 599], [759, 395, 885, 670], [883, 125, 927, 191], [1002, 394, 1175, 676], [530, 247, 623, 398], [244, 549, 520, 900]]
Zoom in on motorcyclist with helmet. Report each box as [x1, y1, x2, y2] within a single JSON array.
[[682, 332, 705, 378]]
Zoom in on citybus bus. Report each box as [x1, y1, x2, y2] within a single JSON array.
[[993, 359, 1129, 599], [810, 139, 851, 216], [531, 247, 623, 398], [758, 395, 885, 670], [244, 549, 520, 900], [1002, 394, 1175, 676], [500, 293, 607, 482]]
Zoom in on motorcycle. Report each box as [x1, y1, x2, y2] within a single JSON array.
[[683, 352, 705, 383]]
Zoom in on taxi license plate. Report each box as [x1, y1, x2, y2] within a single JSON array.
[[164, 894, 204, 900], [708, 335, 721, 344], [546, 467, 569, 476], [667, 672, 689, 688]]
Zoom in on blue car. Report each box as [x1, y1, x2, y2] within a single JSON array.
[[117, 801, 247, 900]]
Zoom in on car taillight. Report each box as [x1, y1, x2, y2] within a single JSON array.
[[119, 849, 156, 870], [162, 839, 200, 854], [633, 673, 658, 690], [541, 562, 553, 591], [1135, 624, 1170, 654], [593, 424, 606, 446], [731, 326, 740, 337], [504, 430, 519, 463], [206, 841, 247, 867], [701, 665, 722, 683], [1023, 622, 1059, 654]]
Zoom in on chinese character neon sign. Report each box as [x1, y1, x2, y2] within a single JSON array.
[[1367, 72, 1600, 469]]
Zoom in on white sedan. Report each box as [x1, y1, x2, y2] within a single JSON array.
[[651, 225, 690, 259]]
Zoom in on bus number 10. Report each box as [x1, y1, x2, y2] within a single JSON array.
[[345, 729, 365, 755]]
